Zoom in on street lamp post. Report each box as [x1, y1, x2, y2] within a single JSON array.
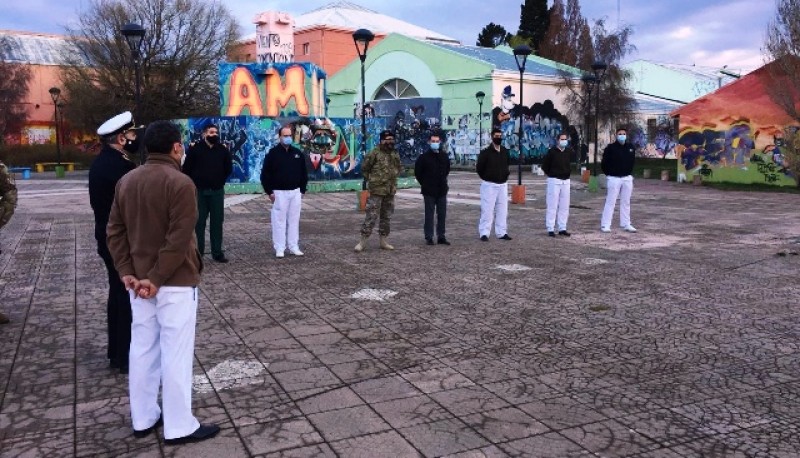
[[512, 45, 532, 204], [590, 61, 608, 180], [475, 91, 485, 154], [352, 28, 374, 195], [121, 22, 146, 164], [581, 74, 598, 176], [48, 87, 62, 168]]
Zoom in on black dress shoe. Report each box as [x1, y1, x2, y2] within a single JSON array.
[[480, 235, 489, 242], [437, 238, 451, 245], [426, 238, 434, 245], [133, 416, 163, 438], [499, 234, 512, 240], [558, 230, 571, 237], [548, 231, 556, 237], [165, 424, 221, 445], [212, 254, 229, 263]]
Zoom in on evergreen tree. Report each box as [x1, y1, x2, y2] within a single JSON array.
[[476, 23, 511, 48], [517, 0, 550, 50]]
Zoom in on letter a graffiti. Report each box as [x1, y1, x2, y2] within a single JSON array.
[[226, 67, 265, 116]]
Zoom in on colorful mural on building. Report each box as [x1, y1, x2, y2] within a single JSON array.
[[219, 63, 327, 118], [672, 60, 798, 186], [176, 116, 386, 184], [629, 115, 678, 159]]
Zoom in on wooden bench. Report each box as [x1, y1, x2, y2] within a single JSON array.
[[8, 167, 32, 179], [35, 162, 75, 173]]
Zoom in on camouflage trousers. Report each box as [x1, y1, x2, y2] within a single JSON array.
[[0, 189, 17, 230], [360, 194, 395, 237]]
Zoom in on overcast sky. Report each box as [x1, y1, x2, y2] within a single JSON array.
[[2, 0, 774, 73]]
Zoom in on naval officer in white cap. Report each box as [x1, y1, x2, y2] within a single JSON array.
[[89, 111, 140, 374]]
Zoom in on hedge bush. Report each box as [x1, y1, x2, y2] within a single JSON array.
[[0, 144, 98, 169]]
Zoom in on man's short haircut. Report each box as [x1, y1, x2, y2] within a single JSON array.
[[279, 125, 293, 135], [144, 121, 182, 154], [379, 130, 394, 141], [429, 131, 441, 140], [616, 127, 627, 134], [558, 133, 569, 139], [491, 128, 502, 137], [203, 123, 218, 132]]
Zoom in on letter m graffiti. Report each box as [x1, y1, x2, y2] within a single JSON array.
[[265, 66, 309, 117]]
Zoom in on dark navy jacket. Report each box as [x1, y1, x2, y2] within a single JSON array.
[[260, 144, 308, 195], [89, 144, 136, 244]]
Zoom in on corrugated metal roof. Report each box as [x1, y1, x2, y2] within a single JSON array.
[[0, 30, 86, 65], [633, 93, 683, 114], [241, 1, 458, 44], [430, 43, 582, 78]]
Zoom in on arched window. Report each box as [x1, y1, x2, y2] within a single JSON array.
[[373, 78, 420, 100]]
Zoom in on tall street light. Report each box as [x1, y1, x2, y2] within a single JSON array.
[[512, 45, 532, 204], [121, 22, 145, 164], [581, 73, 598, 175], [475, 91, 485, 154], [590, 61, 608, 179], [48, 87, 62, 168], [352, 28, 374, 193]]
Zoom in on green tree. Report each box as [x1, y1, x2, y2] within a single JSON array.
[[476, 23, 510, 48], [61, 0, 240, 132], [0, 37, 33, 144], [517, 0, 549, 50]]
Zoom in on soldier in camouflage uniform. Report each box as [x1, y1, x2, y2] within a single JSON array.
[[355, 131, 403, 252], [0, 160, 17, 324]]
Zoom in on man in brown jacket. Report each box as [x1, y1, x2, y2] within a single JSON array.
[[107, 120, 219, 445]]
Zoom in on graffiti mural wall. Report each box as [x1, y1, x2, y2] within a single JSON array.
[[175, 116, 386, 184], [219, 63, 326, 118], [672, 61, 798, 186], [628, 115, 678, 158], [676, 121, 795, 186]]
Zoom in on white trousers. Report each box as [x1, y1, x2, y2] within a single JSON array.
[[545, 177, 571, 231], [129, 286, 200, 440], [601, 175, 634, 229], [271, 188, 302, 252], [478, 181, 508, 237]]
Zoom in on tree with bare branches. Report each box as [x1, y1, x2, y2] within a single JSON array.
[[763, 0, 800, 185], [0, 37, 32, 144], [61, 0, 240, 132]]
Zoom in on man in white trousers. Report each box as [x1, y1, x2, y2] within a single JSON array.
[[600, 127, 637, 233], [541, 133, 573, 237], [108, 120, 219, 445], [476, 128, 513, 242], [260, 125, 308, 258]]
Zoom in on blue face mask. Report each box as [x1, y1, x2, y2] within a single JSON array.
[[430, 142, 440, 151], [617, 134, 627, 143], [558, 140, 568, 148], [281, 136, 292, 146]]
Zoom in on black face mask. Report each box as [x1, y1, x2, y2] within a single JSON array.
[[492, 137, 502, 146], [123, 137, 140, 154], [207, 135, 220, 145]]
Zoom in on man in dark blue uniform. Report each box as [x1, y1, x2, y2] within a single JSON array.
[[89, 111, 139, 373]]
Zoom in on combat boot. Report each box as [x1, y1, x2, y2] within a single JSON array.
[[354, 236, 369, 252], [0, 311, 9, 324], [380, 236, 394, 250]]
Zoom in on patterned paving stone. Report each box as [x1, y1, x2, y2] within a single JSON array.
[[4, 173, 800, 456]]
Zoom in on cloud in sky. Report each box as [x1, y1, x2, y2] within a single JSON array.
[[1, 0, 775, 72]]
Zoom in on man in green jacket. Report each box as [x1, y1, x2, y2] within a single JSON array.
[[355, 130, 402, 252]]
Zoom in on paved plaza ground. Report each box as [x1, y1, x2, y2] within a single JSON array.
[[1, 171, 800, 457]]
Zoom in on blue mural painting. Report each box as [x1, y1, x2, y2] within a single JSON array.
[[176, 116, 386, 184], [493, 100, 576, 164]]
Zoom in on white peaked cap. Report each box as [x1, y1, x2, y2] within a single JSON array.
[[97, 111, 135, 136]]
